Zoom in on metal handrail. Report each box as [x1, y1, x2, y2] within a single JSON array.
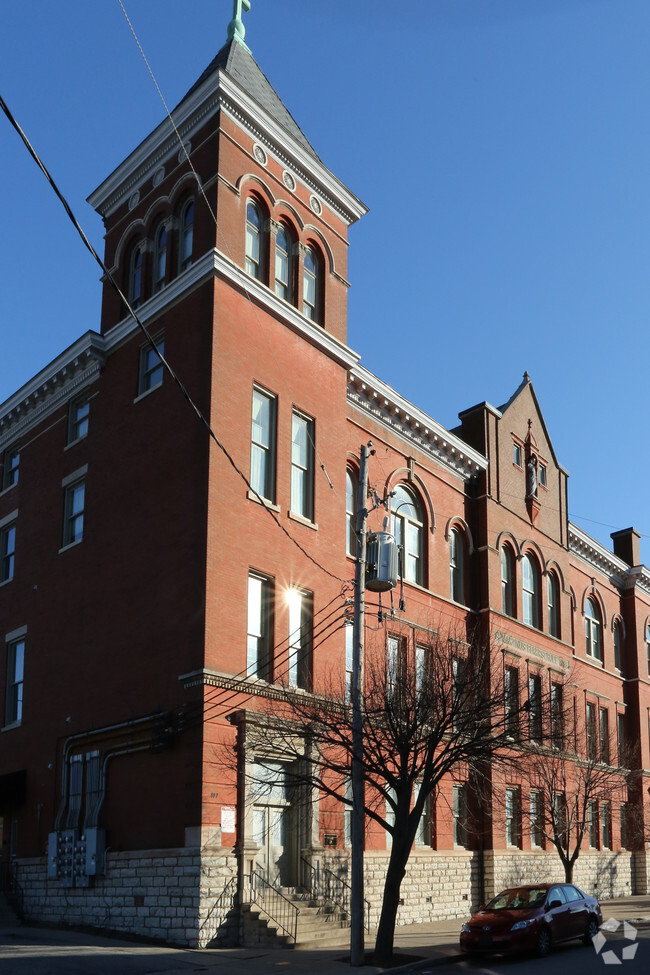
[[200, 875, 237, 942], [248, 869, 299, 943], [300, 857, 371, 931]]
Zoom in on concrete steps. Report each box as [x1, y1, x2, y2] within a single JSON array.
[[242, 892, 351, 949]]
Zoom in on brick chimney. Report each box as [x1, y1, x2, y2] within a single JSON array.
[[610, 527, 641, 567]]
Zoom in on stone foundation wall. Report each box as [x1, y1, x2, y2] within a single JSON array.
[[15, 846, 238, 949], [484, 849, 635, 903]]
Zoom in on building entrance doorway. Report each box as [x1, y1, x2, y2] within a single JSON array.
[[252, 760, 297, 887]]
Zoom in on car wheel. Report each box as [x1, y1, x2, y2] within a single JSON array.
[[583, 916, 599, 946], [536, 925, 552, 957]]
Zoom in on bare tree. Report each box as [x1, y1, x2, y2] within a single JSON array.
[[519, 684, 629, 884], [241, 619, 529, 964]]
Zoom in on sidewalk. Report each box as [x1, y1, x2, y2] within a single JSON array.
[[1, 896, 650, 975]]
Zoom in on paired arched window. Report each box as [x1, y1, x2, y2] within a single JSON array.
[[391, 485, 423, 586], [585, 597, 603, 662], [346, 468, 357, 557], [522, 553, 541, 629], [153, 221, 167, 294], [302, 245, 320, 322], [449, 528, 465, 605], [179, 199, 194, 272], [547, 572, 560, 638], [274, 224, 292, 300], [501, 545, 515, 617], [245, 200, 263, 279]]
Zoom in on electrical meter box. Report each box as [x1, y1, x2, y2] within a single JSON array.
[[365, 531, 398, 591]]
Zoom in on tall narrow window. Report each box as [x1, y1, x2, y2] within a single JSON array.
[[505, 787, 520, 847], [179, 199, 194, 272], [547, 572, 560, 637], [274, 225, 292, 300], [528, 673, 542, 742], [646, 623, 650, 677], [587, 801, 598, 848], [290, 411, 314, 520], [302, 246, 320, 322], [513, 442, 522, 467], [391, 485, 423, 586], [453, 783, 468, 847], [530, 791, 544, 848], [415, 644, 428, 694], [617, 712, 626, 767], [344, 776, 353, 846], [449, 528, 465, 604], [129, 243, 143, 308], [613, 620, 623, 671], [3, 446, 20, 489], [414, 782, 431, 847], [247, 573, 273, 680], [551, 682, 563, 748], [245, 200, 263, 279], [346, 468, 357, 557], [345, 622, 354, 701], [5, 637, 24, 726], [504, 666, 519, 738], [452, 655, 467, 731], [250, 387, 276, 503], [138, 334, 165, 395], [552, 792, 567, 846], [620, 803, 628, 849], [585, 597, 602, 662], [63, 480, 85, 547], [153, 222, 167, 293], [386, 635, 401, 699], [599, 707, 610, 764], [287, 588, 312, 690], [522, 554, 540, 629], [68, 397, 90, 443], [586, 702, 597, 760], [1, 522, 16, 583], [501, 545, 515, 617]]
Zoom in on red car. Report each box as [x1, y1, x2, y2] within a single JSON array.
[[460, 882, 602, 957]]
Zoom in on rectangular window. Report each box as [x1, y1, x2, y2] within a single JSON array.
[[505, 787, 520, 847], [586, 702, 597, 760], [551, 682, 563, 748], [287, 587, 312, 690], [620, 803, 627, 849], [528, 673, 542, 742], [247, 573, 273, 680], [68, 396, 90, 443], [290, 411, 314, 520], [504, 665, 519, 738], [2, 446, 20, 490], [345, 621, 354, 701], [587, 800, 598, 848], [63, 480, 85, 546], [552, 792, 566, 846], [414, 782, 431, 847], [599, 706, 610, 764], [600, 802, 611, 849], [513, 442, 522, 467], [452, 655, 467, 731], [250, 387, 277, 503], [5, 638, 24, 726], [453, 783, 468, 847], [617, 712, 625, 767], [539, 463, 547, 487], [387, 635, 403, 699], [415, 644, 428, 694], [138, 334, 164, 395], [530, 790, 544, 848], [0, 522, 16, 583]]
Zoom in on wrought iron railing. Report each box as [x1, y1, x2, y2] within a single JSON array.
[[200, 875, 237, 945], [300, 857, 370, 930], [247, 869, 299, 943], [0, 860, 24, 921]]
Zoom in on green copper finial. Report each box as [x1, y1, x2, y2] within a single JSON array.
[[227, 0, 252, 50]]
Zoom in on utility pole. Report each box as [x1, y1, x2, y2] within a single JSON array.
[[350, 442, 370, 966]]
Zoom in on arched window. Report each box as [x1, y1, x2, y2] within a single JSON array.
[[391, 485, 423, 586], [302, 245, 320, 322], [585, 597, 603, 662], [245, 200, 263, 279], [450, 528, 465, 605], [646, 622, 650, 677], [275, 224, 292, 300], [613, 620, 623, 672], [547, 572, 560, 638], [501, 545, 515, 617], [129, 243, 143, 308], [153, 222, 167, 293], [522, 554, 540, 629], [179, 199, 194, 272], [346, 467, 357, 557]]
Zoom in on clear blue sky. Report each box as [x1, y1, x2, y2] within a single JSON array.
[[1, 0, 648, 562]]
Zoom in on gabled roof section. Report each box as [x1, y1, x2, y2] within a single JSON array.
[[498, 372, 565, 473], [180, 39, 322, 164]]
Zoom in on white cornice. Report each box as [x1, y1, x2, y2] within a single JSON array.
[[0, 334, 105, 449], [88, 67, 367, 226], [347, 366, 487, 480], [568, 524, 632, 588]]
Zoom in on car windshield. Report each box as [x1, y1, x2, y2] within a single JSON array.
[[485, 887, 548, 911]]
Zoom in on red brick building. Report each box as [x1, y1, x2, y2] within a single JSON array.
[[1, 14, 649, 947]]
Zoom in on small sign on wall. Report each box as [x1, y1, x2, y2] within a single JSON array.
[[221, 806, 236, 832], [323, 833, 338, 847]]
